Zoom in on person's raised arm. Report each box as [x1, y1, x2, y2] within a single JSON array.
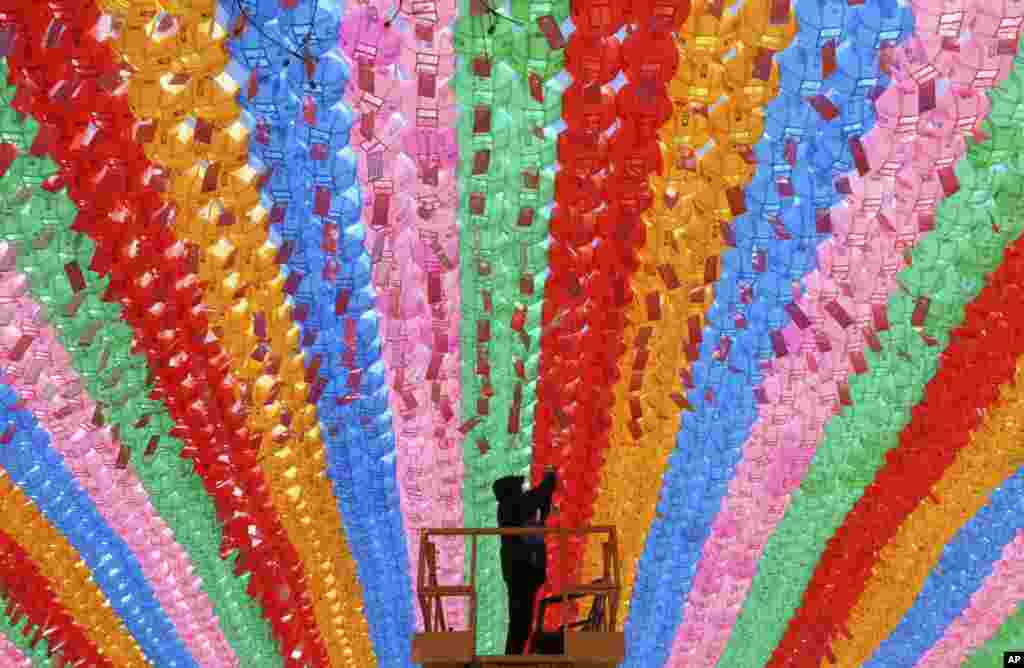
[[522, 466, 558, 522]]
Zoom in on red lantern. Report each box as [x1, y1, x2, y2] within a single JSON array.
[[621, 29, 680, 86], [570, 0, 627, 37], [565, 34, 623, 86], [615, 81, 674, 140], [562, 80, 618, 136], [634, 0, 692, 31]]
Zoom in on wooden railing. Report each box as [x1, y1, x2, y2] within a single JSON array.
[[413, 526, 623, 666]]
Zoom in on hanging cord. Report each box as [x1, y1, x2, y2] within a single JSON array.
[[231, 0, 321, 87], [382, 0, 522, 31]]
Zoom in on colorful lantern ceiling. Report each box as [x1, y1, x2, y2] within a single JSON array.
[[0, 0, 1022, 665]]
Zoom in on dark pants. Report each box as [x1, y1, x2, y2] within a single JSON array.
[[504, 575, 544, 655]]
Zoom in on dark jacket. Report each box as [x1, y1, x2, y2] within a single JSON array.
[[493, 471, 557, 581]]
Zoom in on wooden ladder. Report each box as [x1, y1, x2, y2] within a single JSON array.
[[418, 533, 477, 634]]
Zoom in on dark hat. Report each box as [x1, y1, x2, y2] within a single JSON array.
[[492, 475, 525, 500]]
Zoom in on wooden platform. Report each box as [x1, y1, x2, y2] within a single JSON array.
[[413, 526, 625, 668], [413, 631, 474, 664], [413, 632, 624, 667], [566, 631, 625, 663]]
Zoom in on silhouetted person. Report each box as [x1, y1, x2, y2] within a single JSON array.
[[493, 466, 558, 656]]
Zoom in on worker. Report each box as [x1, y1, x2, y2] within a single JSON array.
[[492, 465, 559, 655]]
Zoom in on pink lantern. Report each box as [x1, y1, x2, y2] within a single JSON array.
[[339, 6, 404, 69], [951, 34, 1014, 89]]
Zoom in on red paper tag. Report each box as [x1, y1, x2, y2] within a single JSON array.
[[360, 111, 375, 141], [303, 96, 317, 125], [720, 221, 736, 246], [469, 192, 486, 215], [372, 193, 391, 229], [727, 187, 747, 215], [283, 272, 302, 296], [646, 292, 662, 320], [838, 381, 852, 405], [871, 304, 889, 331], [415, 21, 434, 42], [688, 316, 703, 345], [473, 106, 491, 134], [776, 176, 795, 197], [938, 166, 959, 196], [427, 273, 443, 305], [64, 261, 85, 292], [418, 72, 436, 98], [770, 330, 788, 357], [427, 353, 443, 381], [849, 350, 868, 374], [877, 212, 896, 234], [825, 300, 854, 328], [314, 186, 331, 216], [336, 289, 351, 315], [808, 94, 840, 121], [785, 302, 812, 329], [784, 138, 798, 166], [849, 137, 870, 175], [821, 41, 837, 79], [202, 162, 221, 192], [918, 79, 937, 113], [510, 307, 526, 332], [816, 209, 833, 233], [754, 49, 774, 80], [473, 56, 492, 78], [194, 118, 213, 144], [358, 62, 374, 92], [306, 354, 322, 384], [529, 72, 545, 103], [658, 264, 680, 289], [537, 15, 566, 49], [770, 0, 790, 24], [9, 335, 32, 361], [472, 149, 490, 175], [911, 296, 930, 326], [704, 256, 720, 282]]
